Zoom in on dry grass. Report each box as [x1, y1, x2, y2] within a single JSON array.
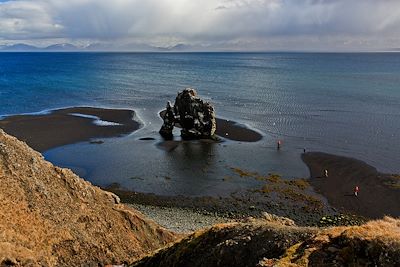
[[270, 217, 400, 266], [337, 216, 400, 240], [132, 216, 400, 267], [274, 242, 313, 267]]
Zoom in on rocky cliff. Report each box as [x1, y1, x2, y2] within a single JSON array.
[[1, 128, 400, 267], [133, 216, 400, 267], [0, 129, 177, 266]]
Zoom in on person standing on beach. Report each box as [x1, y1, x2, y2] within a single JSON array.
[[354, 186, 359, 197], [277, 140, 281, 150], [324, 169, 328, 178]]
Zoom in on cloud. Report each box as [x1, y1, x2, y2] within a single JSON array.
[[0, 0, 62, 39], [0, 0, 400, 50]]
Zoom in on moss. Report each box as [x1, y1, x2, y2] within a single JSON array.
[[230, 167, 324, 212], [259, 184, 273, 194], [267, 173, 282, 183], [230, 167, 259, 178], [230, 167, 273, 182], [284, 179, 310, 190], [278, 188, 323, 210]]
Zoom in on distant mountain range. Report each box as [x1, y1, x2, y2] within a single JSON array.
[[0, 43, 194, 52]]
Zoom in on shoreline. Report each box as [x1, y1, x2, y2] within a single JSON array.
[[0, 106, 141, 152], [128, 203, 233, 234], [302, 152, 400, 219], [105, 178, 336, 226], [1, 106, 398, 223], [108, 151, 400, 225], [0, 106, 263, 153]]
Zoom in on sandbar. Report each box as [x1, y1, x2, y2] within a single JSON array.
[[302, 152, 400, 219], [0, 107, 140, 152]]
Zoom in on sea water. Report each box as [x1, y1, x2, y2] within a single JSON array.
[[1, 52, 399, 196]]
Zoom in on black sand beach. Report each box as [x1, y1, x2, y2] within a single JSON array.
[[302, 152, 400, 219], [215, 118, 262, 142], [0, 107, 140, 152]]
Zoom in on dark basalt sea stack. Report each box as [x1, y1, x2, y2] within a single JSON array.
[[160, 88, 217, 140]]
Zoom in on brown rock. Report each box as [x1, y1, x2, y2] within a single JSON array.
[[0, 130, 177, 266], [132, 217, 400, 267]]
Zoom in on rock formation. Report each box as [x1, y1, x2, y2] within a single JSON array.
[[159, 101, 175, 139], [160, 88, 216, 139], [0, 129, 177, 266]]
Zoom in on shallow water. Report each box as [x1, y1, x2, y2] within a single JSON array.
[[1, 52, 399, 196]]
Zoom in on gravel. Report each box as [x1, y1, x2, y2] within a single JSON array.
[[129, 204, 232, 233]]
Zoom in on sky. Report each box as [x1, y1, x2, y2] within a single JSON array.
[[0, 0, 400, 51]]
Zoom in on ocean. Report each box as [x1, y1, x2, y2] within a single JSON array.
[[1, 52, 399, 196]]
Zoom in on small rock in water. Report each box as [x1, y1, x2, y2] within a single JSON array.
[[89, 140, 104, 144], [139, 137, 156, 141]]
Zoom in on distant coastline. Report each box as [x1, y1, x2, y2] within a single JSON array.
[[2, 43, 400, 53]]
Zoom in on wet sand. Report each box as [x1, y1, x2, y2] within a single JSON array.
[[302, 152, 400, 219], [0, 107, 140, 152], [215, 118, 262, 142]]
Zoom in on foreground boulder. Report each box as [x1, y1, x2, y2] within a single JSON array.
[[132, 216, 400, 267], [160, 88, 217, 139], [0, 129, 177, 266]]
